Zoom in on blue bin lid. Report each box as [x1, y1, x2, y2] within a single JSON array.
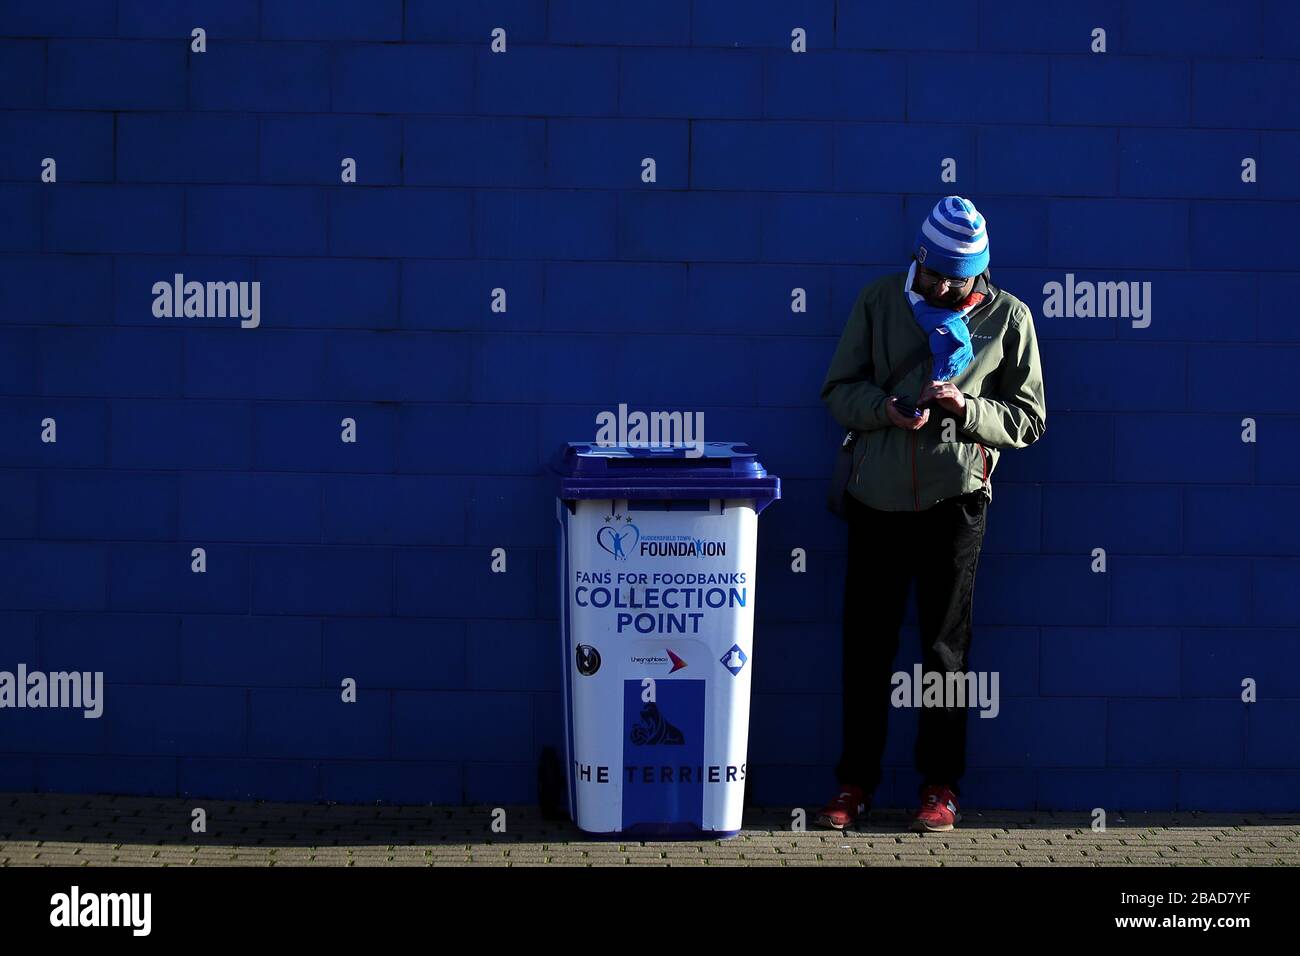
[[553, 441, 780, 505]]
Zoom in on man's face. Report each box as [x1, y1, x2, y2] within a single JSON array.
[[913, 260, 975, 308]]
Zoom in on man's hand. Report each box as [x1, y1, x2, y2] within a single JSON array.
[[884, 396, 930, 430], [919, 380, 966, 420]]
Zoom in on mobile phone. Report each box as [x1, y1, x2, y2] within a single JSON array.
[[890, 397, 923, 418]]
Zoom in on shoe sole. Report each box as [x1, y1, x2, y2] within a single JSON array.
[[814, 812, 870, 831], [910, 813, 962, 833]]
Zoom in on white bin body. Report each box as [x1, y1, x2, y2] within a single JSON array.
[[557, 496, 759, 837]]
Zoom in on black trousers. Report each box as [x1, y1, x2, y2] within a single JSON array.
[[834, 488, 989, 800]]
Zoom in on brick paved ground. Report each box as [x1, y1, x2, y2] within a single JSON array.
[[1, 793, 1296, 866]]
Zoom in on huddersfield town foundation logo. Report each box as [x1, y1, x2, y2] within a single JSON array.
[[596, 513, 725, 561], [597, 514, 640, 560]]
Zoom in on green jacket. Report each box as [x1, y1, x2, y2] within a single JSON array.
[[820, 270, 1047, 512]]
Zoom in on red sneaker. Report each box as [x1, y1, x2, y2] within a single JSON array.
[[815, 784, 869, 830], [911, 785, 961, 832]]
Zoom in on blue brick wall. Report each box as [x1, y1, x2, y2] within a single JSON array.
[[1, 1, 1297, 813]]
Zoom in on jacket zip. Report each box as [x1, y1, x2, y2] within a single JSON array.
[[911, 352, 935, 513], [911, 431, 919, 511]]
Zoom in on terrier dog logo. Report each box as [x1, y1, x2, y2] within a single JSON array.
[[629, 702, 685, 745]]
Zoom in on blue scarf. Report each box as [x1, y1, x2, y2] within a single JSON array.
[[904, 260, 983, 381]]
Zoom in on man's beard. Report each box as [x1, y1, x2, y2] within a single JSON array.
[[926, 291, 959, 307]]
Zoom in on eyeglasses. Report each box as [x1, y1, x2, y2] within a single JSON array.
[[916, 265, 972, 290]]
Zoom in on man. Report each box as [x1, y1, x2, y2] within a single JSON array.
[[815, 196, 1047, 832]]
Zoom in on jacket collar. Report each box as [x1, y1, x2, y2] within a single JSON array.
[[969, 269, 998, 316]]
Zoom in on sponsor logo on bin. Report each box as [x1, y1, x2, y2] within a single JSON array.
[[575, 644, 601, 676], [629, 649, 687, 672], [720, 644, 748, 676]]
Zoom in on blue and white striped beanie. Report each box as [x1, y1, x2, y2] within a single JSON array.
[[914, 195, 990, 279]]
